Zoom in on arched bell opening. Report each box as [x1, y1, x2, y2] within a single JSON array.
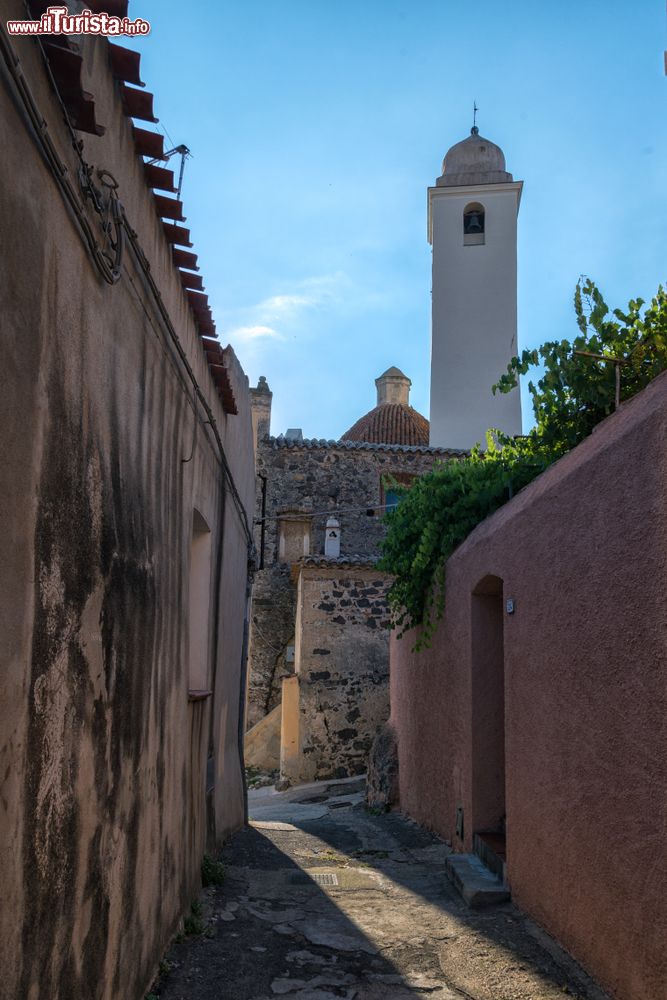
[[463, 202, 485, 246]]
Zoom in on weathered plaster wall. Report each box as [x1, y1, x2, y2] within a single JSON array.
[[247, 438, 450, 728], [0, 15, 254, 1000], [245, 704, 281, 772], [391, 371, 667, 1000], [282, 562, 392, 784]]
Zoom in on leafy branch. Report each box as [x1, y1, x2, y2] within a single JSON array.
[[379, 278, 667, 647]]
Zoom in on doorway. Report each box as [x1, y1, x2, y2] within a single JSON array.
[[187, 509, 213, 870], [471, 575, 506, 879]]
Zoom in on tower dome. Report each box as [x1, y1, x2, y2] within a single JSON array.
[[437, 127, 513, 188], [341, 368, 429, 446]]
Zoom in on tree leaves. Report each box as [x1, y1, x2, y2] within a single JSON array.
[[380, 278, 667, 648]]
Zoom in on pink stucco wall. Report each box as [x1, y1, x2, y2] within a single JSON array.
[[391, 371, 667, 1000]]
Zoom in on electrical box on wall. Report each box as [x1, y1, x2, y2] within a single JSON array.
[[456, 805, 464, 840]]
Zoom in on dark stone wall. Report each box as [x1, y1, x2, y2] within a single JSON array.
[[246, 565, 296, 728], [255, 438, 447, 565], [295, 568, 392, 782], [247, 439, 447, 729]]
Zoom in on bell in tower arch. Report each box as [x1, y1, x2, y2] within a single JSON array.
[[464, 209, 484, 234]]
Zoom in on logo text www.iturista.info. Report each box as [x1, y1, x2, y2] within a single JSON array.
[[6, 5, 150, 36]]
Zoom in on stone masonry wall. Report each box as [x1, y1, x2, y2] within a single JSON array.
[[291, 563, 392, 783], [246, 565, 295, 729], [247, 439, 455, 728], [255, 438, 456, 565]]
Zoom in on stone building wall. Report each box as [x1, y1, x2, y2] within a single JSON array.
[[0, 15, 255, 1000], [247, 438, 458, 729], [281, 561, 392, 784], [246, 564, 296, 727], [255, 437, 457, 564]]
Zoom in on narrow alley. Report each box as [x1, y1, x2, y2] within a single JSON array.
[[153, 779, 609, 1000], [3, 6, 664, 998]]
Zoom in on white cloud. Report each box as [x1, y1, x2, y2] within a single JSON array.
[[220, 272, 349, 346], [229, 324, 283, 343], [259, 294, 312, 315]]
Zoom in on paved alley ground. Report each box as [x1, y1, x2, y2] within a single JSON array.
[[153, 778, 609, 1000]]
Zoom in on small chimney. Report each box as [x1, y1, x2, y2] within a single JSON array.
[[324, 516, 341, 558], [375, 367, 411, 406], [249, 375, 272, 454]]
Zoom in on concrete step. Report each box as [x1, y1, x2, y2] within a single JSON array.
[[445, 853, 510, 909], [473, 831, 506, 882]]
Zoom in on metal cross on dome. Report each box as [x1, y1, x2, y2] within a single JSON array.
[[473, 101, 479, 129]]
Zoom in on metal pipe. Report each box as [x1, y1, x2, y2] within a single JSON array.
[[237, 566, 254, 826], [206, 473, 227, 848], [258, 474, 267, 569]]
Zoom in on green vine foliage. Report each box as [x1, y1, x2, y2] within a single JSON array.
[[379, 278, 667, 648]]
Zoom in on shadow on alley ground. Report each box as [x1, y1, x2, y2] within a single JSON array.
[[152, 777, 610, 1000]]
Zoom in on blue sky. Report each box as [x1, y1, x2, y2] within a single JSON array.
[[132, 1, 667, 439]]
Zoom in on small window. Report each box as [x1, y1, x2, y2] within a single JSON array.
[[385, 489, 401, 512], [380, 472, 416, 514], [463, 202, 485, 246]]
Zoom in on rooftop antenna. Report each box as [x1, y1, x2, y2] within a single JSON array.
[[472, 100, 479, 135], [148, 143, 191, 199]]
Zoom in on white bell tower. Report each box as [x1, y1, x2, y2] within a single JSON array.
[[428, 126, 523, 449]]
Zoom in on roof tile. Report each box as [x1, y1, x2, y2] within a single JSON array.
[[342, 403, 429, 446]]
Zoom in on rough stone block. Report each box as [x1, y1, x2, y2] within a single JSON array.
[[365, 721, 399, 811]]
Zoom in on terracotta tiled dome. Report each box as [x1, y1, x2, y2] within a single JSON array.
[[341, 368, 430, 446], [342, 403, 429, 446]]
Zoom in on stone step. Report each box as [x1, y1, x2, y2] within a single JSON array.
[[473, 831, 506, 882], [445, 853, 510, 909]]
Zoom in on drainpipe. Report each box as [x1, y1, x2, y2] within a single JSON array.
[[206, 478, 227, 850], [258, 474, 267, 570], [237, 556, 255, 825]]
